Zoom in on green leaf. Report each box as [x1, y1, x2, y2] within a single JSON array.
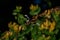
[[29, 7, 41, 16], [17, 14, 27, 24]]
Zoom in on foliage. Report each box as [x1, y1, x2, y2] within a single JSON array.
[[0, 5, 60, 40]]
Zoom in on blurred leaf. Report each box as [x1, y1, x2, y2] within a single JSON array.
[[17, 14, 27, 24], [29, 7, 41, 16]]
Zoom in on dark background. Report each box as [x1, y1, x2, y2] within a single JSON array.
[[0, 0, 60, 33]]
